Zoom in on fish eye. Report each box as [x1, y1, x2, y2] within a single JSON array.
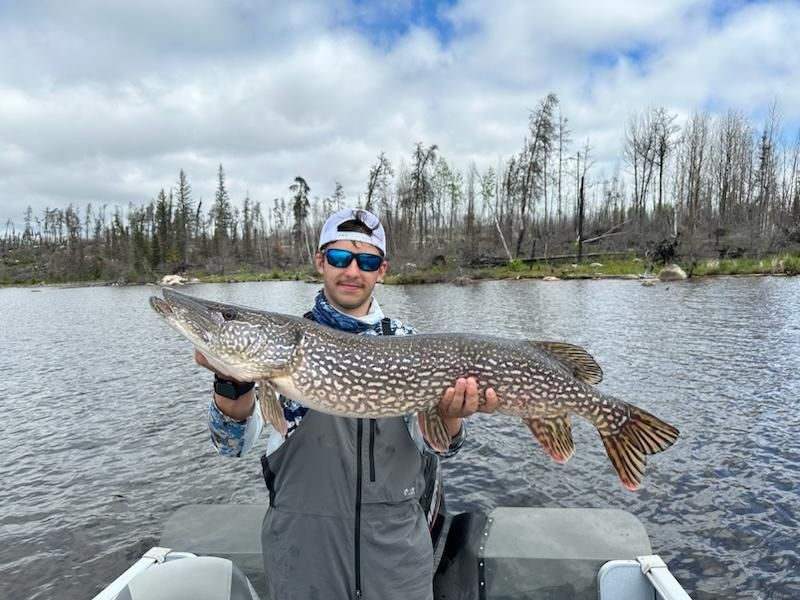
[[222, 308, 237, 321]]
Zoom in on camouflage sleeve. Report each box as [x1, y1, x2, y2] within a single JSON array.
[[405, 415, 468, 459], [426, 419, 467, 458], [391, 320, 418, 336], [208, 399, 263, 457]]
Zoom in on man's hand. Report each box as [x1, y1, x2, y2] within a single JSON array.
[[195, 350, 256, 421], [420, 377, 499, 444]]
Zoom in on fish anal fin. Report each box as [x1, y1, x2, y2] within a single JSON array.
[[258, 380, 287, 436], [530, 341, 604, 385], [601, 405, 679, 491], [523, 415, 575, 464], [419, 407, 451, 453]]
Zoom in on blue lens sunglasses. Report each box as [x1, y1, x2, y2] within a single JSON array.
[[324, 248, 384, 272]]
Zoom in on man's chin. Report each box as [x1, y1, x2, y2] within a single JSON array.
[[330, 292, 369, 312], [338, 299, 367, 311]]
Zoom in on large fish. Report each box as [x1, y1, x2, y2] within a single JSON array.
[[150, 288, 679, 490]]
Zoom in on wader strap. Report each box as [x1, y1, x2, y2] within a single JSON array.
[[261, 454, 276, 506], [380, 317, 392, 336]]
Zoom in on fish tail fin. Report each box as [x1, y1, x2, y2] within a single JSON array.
[[524, 414, 575, 464], [601, 405, 679, 491]]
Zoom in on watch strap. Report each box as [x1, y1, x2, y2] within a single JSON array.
[[213, 374, 255, 400]]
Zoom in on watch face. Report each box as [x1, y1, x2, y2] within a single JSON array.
[[214, 379, 238, 399]]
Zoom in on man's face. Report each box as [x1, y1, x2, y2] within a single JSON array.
[[315, 239, 387, 316]]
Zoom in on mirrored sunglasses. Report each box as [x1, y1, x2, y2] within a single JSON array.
[[324, 248, 384, 272]]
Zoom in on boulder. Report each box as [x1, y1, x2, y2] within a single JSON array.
[[657, 264, 687, 281], [160, 274, 187, 286]]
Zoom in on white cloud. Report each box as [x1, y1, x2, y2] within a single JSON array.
[[1, 0, 799, 225]]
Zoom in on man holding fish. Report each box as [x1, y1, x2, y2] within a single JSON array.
[[150, 209, 678, 599]]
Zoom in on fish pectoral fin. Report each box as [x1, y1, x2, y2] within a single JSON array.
[[258, 380, 287, 436], [529, 341, 604, 385], [523, 414, 575, 464], [419, 407, 451, 454], [601, 405, 679, 491]]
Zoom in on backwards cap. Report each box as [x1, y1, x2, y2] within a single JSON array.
[[318, 208, 387, 256]]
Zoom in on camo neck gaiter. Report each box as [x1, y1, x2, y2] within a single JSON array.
[[310, 290, 384, 334]]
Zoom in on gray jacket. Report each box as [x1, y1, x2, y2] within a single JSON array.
[[260, 409, 433, 600]]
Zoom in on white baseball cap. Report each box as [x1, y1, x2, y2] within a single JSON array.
[[318, 208, 387, 256]]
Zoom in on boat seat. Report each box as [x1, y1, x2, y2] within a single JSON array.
[[115, 555, 260, 600]]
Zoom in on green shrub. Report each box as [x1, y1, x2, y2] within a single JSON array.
[[506, 259, 525, 272], [783, 255, 800, 275]]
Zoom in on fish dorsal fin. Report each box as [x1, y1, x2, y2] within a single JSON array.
[[529, 341, 604, 385]]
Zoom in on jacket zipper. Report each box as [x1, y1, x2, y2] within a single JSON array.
[[354, 419, 363, 598], [369, 419, 376, 482], [355, 320, 391, 597]]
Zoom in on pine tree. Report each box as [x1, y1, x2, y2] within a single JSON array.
[[290, 176, 312, 262], [175, 169, 193, 264]]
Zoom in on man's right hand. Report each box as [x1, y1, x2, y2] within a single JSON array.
[[195, 350, 256, 421]]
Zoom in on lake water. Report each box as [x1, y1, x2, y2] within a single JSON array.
[[1, 277, 798, 599]]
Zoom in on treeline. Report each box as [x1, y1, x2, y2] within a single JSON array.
[[2, 94, 799, 284]]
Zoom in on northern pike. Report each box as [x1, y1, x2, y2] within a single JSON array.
[[150, 288, 679, 490]]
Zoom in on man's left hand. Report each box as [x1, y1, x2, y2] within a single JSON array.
[[438, 377, 499, 419], [419, 377, 499, 445]]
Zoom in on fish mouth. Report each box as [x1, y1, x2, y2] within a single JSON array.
[[150, 288, 225, 347], [151, 288, 260, 381], [149, 295, 174, 317]]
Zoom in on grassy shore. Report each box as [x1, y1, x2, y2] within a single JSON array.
[[3, 253, 799, 288], [195, 270, 313, 284], [382, 253, 800, 284], [190, 253, 800, 286]]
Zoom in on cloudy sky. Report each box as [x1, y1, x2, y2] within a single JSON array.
[[1, 0, 798, 227]]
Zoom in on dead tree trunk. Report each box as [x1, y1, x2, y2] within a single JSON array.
[[576, 174, 585, 263]]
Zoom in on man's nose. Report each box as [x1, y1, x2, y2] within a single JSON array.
[[343, 258, 362, 275]]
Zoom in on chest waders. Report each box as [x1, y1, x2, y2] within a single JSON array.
[[259, 314, 438, 600]]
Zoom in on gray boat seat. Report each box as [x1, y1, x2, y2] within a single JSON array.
[[115, 555, 260, 600]]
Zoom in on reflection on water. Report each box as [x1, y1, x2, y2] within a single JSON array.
[[1, 277, 798, 599]]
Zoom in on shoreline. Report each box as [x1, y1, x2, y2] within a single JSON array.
[[2, 262, 796, 290]]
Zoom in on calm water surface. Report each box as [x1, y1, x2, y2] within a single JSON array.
[[1, 278, 798, 599]]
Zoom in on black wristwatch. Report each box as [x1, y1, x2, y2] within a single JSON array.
[[213, 374, 255, 400]]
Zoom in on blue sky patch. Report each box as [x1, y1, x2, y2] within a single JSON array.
[[345, 0, 458, 48], [708, 0, 766, 26], [589, 41, 656, 75]]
